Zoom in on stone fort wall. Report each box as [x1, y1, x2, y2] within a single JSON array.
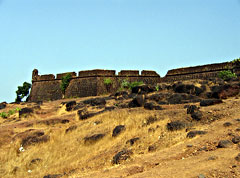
[[29, 69, 160, 102], [29, 62, 240, 102]]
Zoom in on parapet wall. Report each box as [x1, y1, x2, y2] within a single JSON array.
[[29, 61, 240, 102], [161, 62, 237, 82], [166, 62, 232, 76]]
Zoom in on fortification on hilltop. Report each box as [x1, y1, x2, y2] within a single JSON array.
[[29, 61, 240, 102]]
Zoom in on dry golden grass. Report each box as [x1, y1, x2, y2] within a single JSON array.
[[1, 94, 240, 178], [0, 101, 195, 178]]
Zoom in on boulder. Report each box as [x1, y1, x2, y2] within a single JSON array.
[[187, 130, 207, 138], [0, 102, 7, 110], [186, 105, 199, 114], [37, 118, 69, 126], [223, 122, 232, 127], [128, 95, 145, 107], [77, 109, 95, 120], [217, 140, 233, 148], [21, 132, 50, 147], [132, 85, 155, 94], [30, 158, 42, 165], [167, 93, 183, 104], [65, 125, 78, 133], [83, 98, 106, 106], [210, 84, 239, 99], [172, 83, 195, 94], [191, 111, 203, 121], [195, 86, 205, 96], [112, 149, 132, 164], [43, 174, 62, 178], [112, 125, 126, 137], [126, 137, 140, 146], [235, 153, 240, 162], [200, 99, 223, 106], [144, 102, 162, 110], [167, 120, 187, 131], [72, 103, 85, 111], [84, 133, 105, 144], [19, 107, 33, 118], [232, 136, 240, 144], [148, 144, 157, 152], [114, 91, 129, 100], [64, 101, 76, 111], [143, 116, 158, 126]]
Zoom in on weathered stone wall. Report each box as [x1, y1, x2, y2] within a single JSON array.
[[65, 77, 98, 98], [29, 62, 238, 102], [96, 75, 160, 95], [29, 80, 62, 102], [165, 62, 232, 76], [161, 62, 235, 82], [79, 70, 116, 77], [29, 69, 161, 102]]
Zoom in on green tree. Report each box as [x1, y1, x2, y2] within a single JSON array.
[[15, 82, 32, 102], [60, 73, 72, 94]]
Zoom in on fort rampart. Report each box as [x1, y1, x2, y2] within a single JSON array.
[[29, 69, 160, 102], [29, 62, 240, 102]]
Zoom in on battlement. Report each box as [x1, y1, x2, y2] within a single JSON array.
[[118, 70, 139, 76], [78, 69, 116, 77], [56, 72, 77, 80], [141, 70, 160, 76], [32, 69, 161, 82]]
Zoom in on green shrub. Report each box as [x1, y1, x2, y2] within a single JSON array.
[[16, 82, 32, 102], [8, 109, 15, 115], [119, 79, 144, 90], [0, 107, 21, 119], [232, 57, 240, 66], [60, 73, 72, 94], [104, 78, 112, 85], [0, 112, 8, 118], [128, 81, 144, 89], [120, 79, 130, 89], [218, 70, 237, 81]]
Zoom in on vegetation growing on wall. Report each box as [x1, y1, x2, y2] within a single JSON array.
[[119, 79, 144, 91], [104, 78, 113, 92], [218, 70, 237, 81], [60, 73, 72, 94], [16, 82, 32, 102], [104, 78, 112, 86], [232, 57, 240, 66]]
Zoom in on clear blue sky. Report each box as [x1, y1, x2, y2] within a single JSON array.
[[0, 0, 239, 102]]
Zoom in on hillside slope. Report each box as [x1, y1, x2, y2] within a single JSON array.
[[1, 79, 240, 178]]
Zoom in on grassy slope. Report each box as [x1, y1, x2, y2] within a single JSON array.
[[0, 95, 240, 178]]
